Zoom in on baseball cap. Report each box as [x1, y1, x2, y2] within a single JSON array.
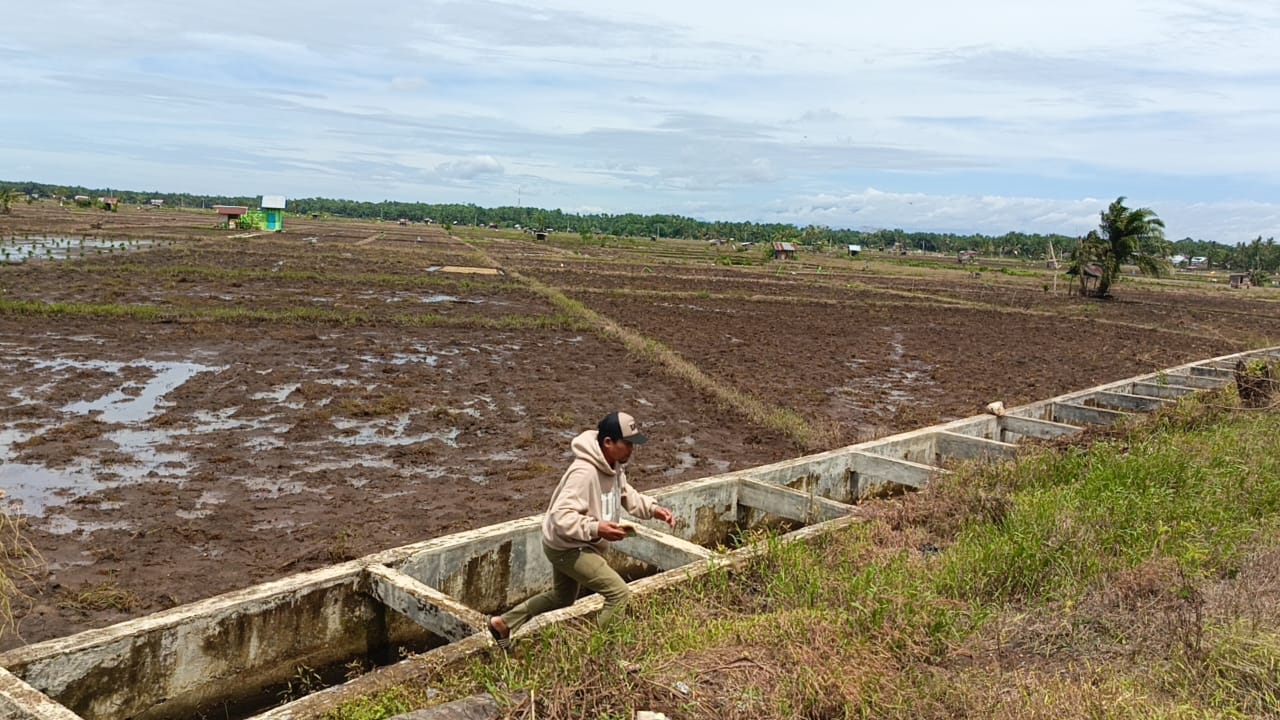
[[597, 411, 648, 445]]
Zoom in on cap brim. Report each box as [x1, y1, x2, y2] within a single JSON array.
[[625, 434, 648, 445]]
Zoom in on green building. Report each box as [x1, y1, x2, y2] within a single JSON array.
[[261, 195, 286, 231]]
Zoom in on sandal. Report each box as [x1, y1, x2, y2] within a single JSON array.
[[488, 616, 511, 650]]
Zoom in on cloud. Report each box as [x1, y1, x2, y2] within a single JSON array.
[[1, 1, 1279, 243], [435, 155, 505, 180], [389, 77, 428, 92]]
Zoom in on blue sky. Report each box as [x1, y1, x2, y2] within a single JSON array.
[[3, 1, 1279, 242]]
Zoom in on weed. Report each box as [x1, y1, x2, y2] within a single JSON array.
[[0, 502, 42, 636], [336, 393, 410, 418], [325, 686, 425, 720], [277, 664, 325, 703], [327, 528, 359, 562], [58, 581, 140, 614]]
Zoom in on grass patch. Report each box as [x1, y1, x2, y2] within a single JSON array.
[[343, 398, 1280, 719], [0, 298, 589, 331], [326, 686, 427, 720]]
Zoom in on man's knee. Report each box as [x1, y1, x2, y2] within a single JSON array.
[[601, 581, 631, 605]]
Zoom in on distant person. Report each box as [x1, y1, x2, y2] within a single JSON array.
[[487, 411, 675, 649]]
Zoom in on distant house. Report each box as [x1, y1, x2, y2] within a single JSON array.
[[213, 205, 249, 228], [535, 231, 548, 242], [771, 242, 797, 260], [149, 199, 164, 207], [848, 244, 862, 257], [1188, 256, 1208, 269], [958, 250, 978, 264], [99, 197, 118, 210], [73, 195, 89, 202], [260, 195, 286, 231], [1229, 272, 1251, 289]]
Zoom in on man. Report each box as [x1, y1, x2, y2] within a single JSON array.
[[488, 411, 675, 649]]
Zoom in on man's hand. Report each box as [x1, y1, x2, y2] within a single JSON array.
[[597, 521, 630, 541], [652, 506, 675, 528]]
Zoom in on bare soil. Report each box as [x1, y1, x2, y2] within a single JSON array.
[[1, 202, 1276, 649]]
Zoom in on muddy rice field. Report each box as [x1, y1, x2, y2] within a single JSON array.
[[1, 201, 1278, 650]]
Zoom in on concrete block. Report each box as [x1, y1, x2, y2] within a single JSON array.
[[848, 451, 944, 492], [997, 414, 1081, 441], [1129, 381, 1196, 400], [364, 565, 486, 643], [1162, 373, 1228, 390], [737, 478, 855, 524], [1190, 365, 1233, 379], [1087, 391, 1172, 413], [1052, 402, 1129, 426], [616, 526, 713, 570], [0, 668, 82, 720], [934, 431, 1018, 463]]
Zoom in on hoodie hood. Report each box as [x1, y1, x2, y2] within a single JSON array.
[[570, 430, 615, 475]]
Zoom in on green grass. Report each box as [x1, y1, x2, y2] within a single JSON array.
[[0, 298, 589, 331], [330, 397, 1280, 719]]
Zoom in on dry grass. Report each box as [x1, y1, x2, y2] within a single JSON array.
[[56, 580, 139, 615], [0, 500, 42, 639]]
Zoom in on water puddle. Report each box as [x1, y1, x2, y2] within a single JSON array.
[[0, 461, 104, 516], [664, 451, 698, 478], [50, 359, 224, 423], [250, 385, 300, 402], [43, 514, 133, 536], [419, 294, 480, 304], [0, 235, 164, 263], [331, 415, 461, 447], [1, 357, 221, 516]]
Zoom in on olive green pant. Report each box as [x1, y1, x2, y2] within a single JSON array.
[[499, 544, 631, 636]]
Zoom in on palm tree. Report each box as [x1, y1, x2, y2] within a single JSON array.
[[1088, 197, 1170, 297]]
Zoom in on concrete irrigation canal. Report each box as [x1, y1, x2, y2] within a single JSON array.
[[2, 347, 1277, 720]]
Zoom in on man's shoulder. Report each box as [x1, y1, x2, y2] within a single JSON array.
[[563, 459, 600, 479]]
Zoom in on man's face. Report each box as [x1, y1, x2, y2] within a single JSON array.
[[602, 437, 634, 466]]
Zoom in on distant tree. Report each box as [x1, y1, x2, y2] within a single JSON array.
[[1090, 197, 1170, 297], [0, 187, 14, 215]]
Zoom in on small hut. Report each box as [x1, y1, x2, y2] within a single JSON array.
[[213, 205, 249, 228], [1229, 272, 1251, 289], [771, 242, 797, 260], [1066, 262, 1104, 296]]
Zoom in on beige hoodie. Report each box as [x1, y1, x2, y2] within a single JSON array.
[[541, 430, 659, 551]]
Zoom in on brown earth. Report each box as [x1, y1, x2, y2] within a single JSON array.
[[1, 201, 1277, 650]]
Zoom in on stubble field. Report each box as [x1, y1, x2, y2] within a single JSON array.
[[1, 201, 1277, 649]]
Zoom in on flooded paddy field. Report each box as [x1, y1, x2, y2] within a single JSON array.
[[1, 200, 1277, 649]]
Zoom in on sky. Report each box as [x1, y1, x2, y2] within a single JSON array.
[[3, 1, 1280, 242]]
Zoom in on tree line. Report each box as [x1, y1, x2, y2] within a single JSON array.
[[3, 180, 1277, 275]]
